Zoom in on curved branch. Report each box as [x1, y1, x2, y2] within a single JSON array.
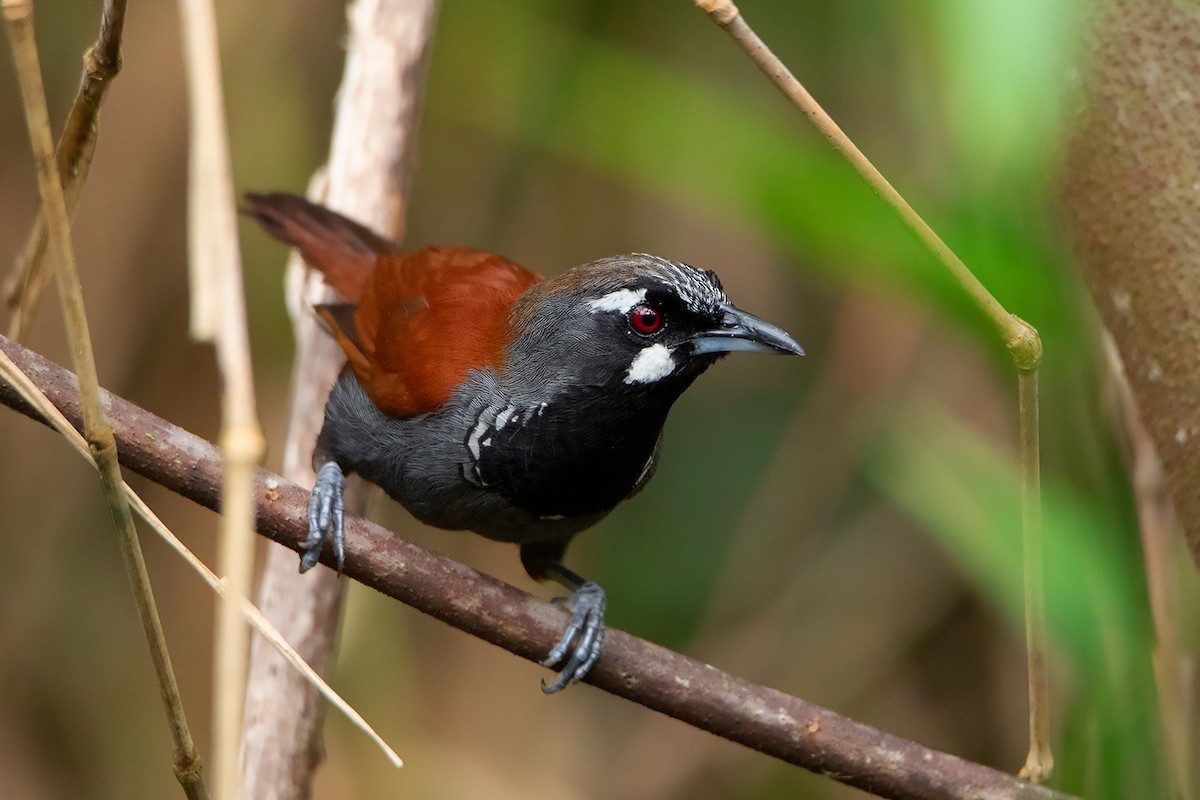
[[0, 334, 1076, 800]]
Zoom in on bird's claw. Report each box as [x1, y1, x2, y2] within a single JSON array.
[[540, 581, 606, 693], [303, 462, 346, 574]]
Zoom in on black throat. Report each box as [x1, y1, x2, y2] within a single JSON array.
[[474, 379, 694, 520]]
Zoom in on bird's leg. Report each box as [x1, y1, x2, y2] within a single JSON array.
[[540, 565, 606, 694], [521, 542, 606, 693], [304, 460, 346, 573]]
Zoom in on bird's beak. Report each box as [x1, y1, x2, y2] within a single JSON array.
[[689, 304, 805, 357]]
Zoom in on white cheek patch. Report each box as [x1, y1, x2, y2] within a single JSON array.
[[588, 287, 646, 314], [625, 343, 676, 384]]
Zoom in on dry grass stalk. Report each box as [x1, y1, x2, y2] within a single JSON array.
[[2, 1, 206, 796], [2, 0, 127, 340], [0, 343, 402, 772], [175, 0, 268, 795]]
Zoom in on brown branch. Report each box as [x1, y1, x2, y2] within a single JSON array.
[[0, 333, 1078, 800], [2, 3, 204, 796]]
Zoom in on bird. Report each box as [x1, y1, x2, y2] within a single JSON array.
[[245, 192, 804, 693]]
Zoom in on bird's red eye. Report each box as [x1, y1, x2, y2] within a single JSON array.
[[629, 304, 664, 335]]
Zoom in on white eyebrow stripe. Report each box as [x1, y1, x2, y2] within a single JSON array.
[[588, 287, 645, 314]]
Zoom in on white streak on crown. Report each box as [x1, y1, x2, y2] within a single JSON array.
[[587, 287, 646, 314]]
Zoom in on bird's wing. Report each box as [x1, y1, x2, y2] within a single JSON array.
[[354, 246, 541, 418], [245, 192, 542, 419], [313, 303, 371, 379]]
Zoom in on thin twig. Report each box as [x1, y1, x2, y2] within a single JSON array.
[[0, 334, 1078, 800], [693, 0, 1051, 778], [1017, 369, 1052, 781], [692, 0, 1037, 362], [0, 344, 402, 770], [175, 0, 267, 795], [0, 4, 206, 798], [3, 0, 127, 340]]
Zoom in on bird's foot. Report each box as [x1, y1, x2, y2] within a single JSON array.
[[540, 581, 606, 694], [303, 462, 346, 573]]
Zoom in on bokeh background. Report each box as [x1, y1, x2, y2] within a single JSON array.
[[1, 1, 1196, 798]]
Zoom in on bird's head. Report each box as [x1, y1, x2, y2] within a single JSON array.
[[504, 254, 803, 402]]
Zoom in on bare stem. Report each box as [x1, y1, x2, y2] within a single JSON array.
[[0, 342, 402, 770], [1, 3, 205, 797], [3, 0, 127, 340], [695, 0, 1051, 778], [176, 0, 266, 795], [1017, 368, 1052, 782], [694, 0, 1036, 359]]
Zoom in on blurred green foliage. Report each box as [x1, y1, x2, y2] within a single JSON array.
[[872, 407, 1162, 797]]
